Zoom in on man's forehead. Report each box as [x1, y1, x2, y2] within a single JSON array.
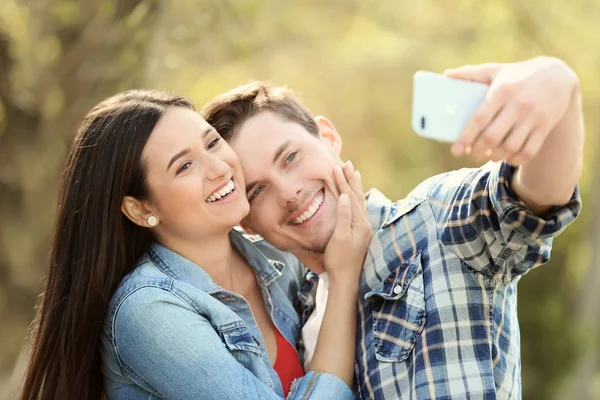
[[243, 111, 298, 136], [233, 113, 299, 156], [231, 130, 281, 162]]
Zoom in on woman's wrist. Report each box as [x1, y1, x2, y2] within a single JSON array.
[[327, 273, 360, 298]]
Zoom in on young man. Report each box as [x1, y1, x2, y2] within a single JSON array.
[[202, 57, 583, 399]]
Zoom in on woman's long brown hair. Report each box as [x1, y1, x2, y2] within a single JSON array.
[[20, 90, 193, 400]]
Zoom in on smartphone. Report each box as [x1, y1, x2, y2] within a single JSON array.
[[412, 71, 489, 143]]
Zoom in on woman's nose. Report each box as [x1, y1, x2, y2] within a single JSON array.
[[205, 155, 230, 181]]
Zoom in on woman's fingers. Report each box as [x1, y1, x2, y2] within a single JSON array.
[[333, 163, 370, 235], [331, 193, 352, 241], [342, 162, 368, 217], [333, 164, 352, 197]]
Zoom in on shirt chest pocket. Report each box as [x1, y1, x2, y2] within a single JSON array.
[[365, 252, 426, 362]]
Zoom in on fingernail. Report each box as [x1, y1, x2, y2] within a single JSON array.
[[485, 149, 493, 157], [465, 146, 472, 156], [356, 170, 361, 179], [347, 160, 354, 170], [339, 193, 349, 206]]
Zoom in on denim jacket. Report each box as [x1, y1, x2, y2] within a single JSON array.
[[100, 229, 352, 399]]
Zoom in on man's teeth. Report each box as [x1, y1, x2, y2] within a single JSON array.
[[292, 191, 324, 225], [206, 180, 235, 203]]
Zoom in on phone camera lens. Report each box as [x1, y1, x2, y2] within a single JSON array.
[[420, 116, 426, 130]]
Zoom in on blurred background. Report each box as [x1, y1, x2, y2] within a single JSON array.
[[0, 0, 599, 399]]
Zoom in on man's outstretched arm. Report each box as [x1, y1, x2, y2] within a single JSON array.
[[446, 57, 583, 214]]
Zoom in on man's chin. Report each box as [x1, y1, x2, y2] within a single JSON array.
[[299, 242, 327, 254], [280, 237, 328, 254], [266, 222, 334, 255], [302, 227, 334, 254]]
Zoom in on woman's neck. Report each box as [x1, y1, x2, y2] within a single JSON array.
[[157, 230, 237, 290]]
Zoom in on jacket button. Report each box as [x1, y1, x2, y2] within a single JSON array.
[[393, 284, 402, 294]]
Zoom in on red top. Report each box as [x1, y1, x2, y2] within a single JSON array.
[[273, 328, 305, 397]]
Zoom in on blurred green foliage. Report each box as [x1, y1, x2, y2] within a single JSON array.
[[1, 0, 599, 399]]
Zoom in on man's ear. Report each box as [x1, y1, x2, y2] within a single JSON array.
[[315, 116, 342, 156], [121, 196, 157, 228], [239, 219, 257, 235]]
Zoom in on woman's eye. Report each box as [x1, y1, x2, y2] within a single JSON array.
[[208, 137, 221, 149], [176, 162, 191, 174], [250, 185, 264, 201], [285, 151, 297, 164]]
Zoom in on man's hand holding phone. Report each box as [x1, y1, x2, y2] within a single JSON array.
[[446, 57, 578, 165], [413, 57, 579, 167]]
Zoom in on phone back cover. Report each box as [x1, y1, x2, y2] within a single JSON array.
[[412, 71, 489, 142]]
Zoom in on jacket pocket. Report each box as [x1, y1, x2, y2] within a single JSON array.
[[220, 325, 262, 356], [219, 324, 277, 388], [365, 252, 426, 362]]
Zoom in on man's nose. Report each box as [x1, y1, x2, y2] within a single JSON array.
[[276, 179, 303, 207]]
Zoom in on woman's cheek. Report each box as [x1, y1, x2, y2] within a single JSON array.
[[168, 183, 203, 212]]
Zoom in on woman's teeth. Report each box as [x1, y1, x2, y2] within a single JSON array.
[[292, 191, 324, 225], [206, 180, 235, 203]]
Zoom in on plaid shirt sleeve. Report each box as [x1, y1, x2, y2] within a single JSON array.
[[427, 161, 582, 279]]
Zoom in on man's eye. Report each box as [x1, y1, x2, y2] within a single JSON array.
[[176, 161, 192, 174], [208, 137, 221, 149], [285, 151, 297, 164], [250, 185, 264, 201]]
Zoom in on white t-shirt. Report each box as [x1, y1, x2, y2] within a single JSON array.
[[301, 272, 329, 370]]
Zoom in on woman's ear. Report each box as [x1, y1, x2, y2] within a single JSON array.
[[121, 196, 158, 228], [239, 219, 257, 236], [315, 116, 342, 156]]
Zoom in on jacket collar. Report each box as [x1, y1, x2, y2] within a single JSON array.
[[146, 229, 284, 293]]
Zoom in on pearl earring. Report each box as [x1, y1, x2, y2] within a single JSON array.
[[147, 215, 158, 227]]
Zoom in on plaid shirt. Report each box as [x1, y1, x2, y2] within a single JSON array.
[[297, 162, 581, 400]]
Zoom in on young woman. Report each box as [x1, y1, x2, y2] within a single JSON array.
[[20, 90, 371, 399]]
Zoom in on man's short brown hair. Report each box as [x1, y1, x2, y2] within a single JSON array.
[[201, 81, 319, 142]]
